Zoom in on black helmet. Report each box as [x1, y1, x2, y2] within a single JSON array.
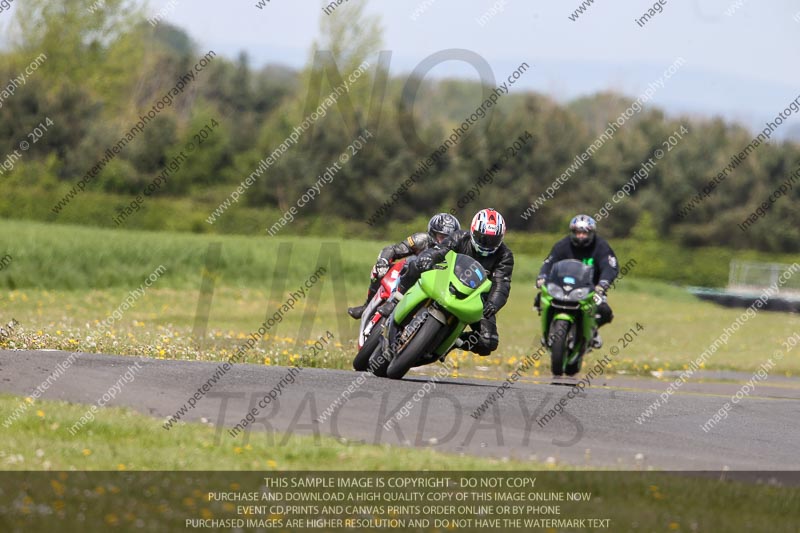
[[428, 213, 461, 242], [569, 214, 597, 248]]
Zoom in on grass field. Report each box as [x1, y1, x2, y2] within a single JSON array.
[[0, 219, 797, 377], [0, 218, 796, 289], [1, 395, 799, 532], [0, 395, 530, 471], [1, 219, 798, 489]]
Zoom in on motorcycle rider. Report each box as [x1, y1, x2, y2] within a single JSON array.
[[378, 208, 513, 356], [535, 214, 618, 348], [347, 213, 461, 319]]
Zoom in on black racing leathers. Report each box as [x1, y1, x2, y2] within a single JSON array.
[[377, 232, 433, 264], [398, 230, 513, 311], [537, 236, 619, 326], [538, 236, 619, 289], [397, 230, 514, 356], [361, 233, 434, 304]]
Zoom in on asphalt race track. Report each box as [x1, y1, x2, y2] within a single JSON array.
[[2, 350, 798, 470]]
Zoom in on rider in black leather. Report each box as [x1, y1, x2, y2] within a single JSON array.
[[535, 214, 618, 347], [379, 209, 513, 356], [347, 213, 460, 319]]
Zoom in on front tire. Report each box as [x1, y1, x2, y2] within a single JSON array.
[[565, 351, 584, 376], [386, 314, 442, 380], [549, 320, 572, 376]]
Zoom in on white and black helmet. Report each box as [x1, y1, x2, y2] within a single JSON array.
[[470, 208, 506, 256]]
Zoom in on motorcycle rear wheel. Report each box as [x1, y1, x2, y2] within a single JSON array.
[[353, 318, 384, 371], [369, 337, 391, 377]]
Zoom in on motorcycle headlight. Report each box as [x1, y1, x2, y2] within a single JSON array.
[[547, 283, 565, 299], [569, 287, 590, 300]]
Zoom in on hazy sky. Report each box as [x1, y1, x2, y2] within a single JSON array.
[[155, 0, 800, 137], [6, 0, 800, 135]]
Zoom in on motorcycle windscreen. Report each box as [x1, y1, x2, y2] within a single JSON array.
[[549, 259, 594, 288], [446, 253, 491, 324], [453, 254, 489, 291], [416, 252, 489, 325]]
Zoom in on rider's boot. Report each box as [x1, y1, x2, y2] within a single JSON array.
[[378, 292, 402, 317], [347, 305, 366, 319], [591, 330, 603, 349]]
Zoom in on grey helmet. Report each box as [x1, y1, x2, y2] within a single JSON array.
[[428, 213, 461, 241], [569, 214, 597, 248]]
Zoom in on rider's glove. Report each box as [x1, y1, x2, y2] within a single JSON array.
[[536, 277, 546, 289], [483, 302, 498, 319], [374, 258, 390, 278], [416, 254, 434, 272], [593, 285, 606, 305]]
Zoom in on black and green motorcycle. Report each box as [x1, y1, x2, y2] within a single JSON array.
[[372, 250, 492, 380], [539, 259, 598, 376]]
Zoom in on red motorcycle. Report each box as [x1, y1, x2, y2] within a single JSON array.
[[352, 258, 409, 373]]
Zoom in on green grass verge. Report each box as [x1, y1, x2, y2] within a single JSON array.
[[2, 284, 798, 377], [0, 218, 797, 377], [0, 218, 798, 289], [0, 394, 531, 471], [1, 398, 799, 532]]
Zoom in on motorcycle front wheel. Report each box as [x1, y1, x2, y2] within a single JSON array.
[[386, 313, 443, 380], [549, 319, 572, 376]]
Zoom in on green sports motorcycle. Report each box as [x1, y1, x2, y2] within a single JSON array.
[[539, 259, 598, 376], [372, 250, 492, 380]]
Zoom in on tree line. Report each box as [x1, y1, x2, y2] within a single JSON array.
[[0, 0, 797, 253]]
